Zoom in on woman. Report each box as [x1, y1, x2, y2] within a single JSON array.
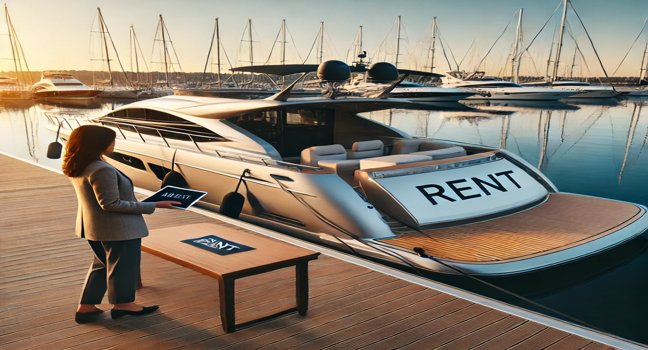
[[62, 125, 180, 324]]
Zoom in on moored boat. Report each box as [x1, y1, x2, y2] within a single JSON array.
[[441, 71, 579, 101], [46, 61, 648, 276], [32, 72, 101, 101]]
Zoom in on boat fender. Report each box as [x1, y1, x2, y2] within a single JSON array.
[[161, 149, 188, 188], [46, 123, 63, 159], [161, 170, 187, 188], [47, 142, 62, 159], [220, 169, 250, 219]]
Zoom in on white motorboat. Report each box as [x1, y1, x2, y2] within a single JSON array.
[[441, 71, 578, 100], [46, 61, 648, 276], [346, 79, 476, 102], [32, 72, 101, 101], [523, 80, 622, 99]]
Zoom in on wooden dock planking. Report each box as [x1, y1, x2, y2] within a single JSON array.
[[0, 154, 626, 349]]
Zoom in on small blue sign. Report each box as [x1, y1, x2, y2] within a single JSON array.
[[182, 235, 255, 256]]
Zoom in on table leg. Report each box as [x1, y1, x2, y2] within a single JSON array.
[[296, 262, 309, 316], [219, 277, 236, 332]]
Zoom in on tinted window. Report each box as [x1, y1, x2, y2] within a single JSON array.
[[98, 109, 224, 142], [228, 108, 334, 157]]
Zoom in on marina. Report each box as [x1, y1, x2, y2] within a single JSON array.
[[1, 96, 648, 347], [2, 0, 648, 348]]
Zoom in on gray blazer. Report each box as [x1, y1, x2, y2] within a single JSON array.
[[70, 159, 156, 241]]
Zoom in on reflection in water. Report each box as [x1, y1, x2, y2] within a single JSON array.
[[619, 103, 644, 184], [21, 110, 38, 162], [463, 99, 580, 111]]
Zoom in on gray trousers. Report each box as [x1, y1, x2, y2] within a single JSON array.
[[79, 239, 141, 305]]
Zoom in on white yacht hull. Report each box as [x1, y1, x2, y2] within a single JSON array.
[[554, 86, 622, 99], [45, 91, 648, 277], [464, 87, 577, 101]]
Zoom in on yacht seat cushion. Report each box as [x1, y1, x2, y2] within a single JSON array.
[[360, 154, 432, 170], [391, 139, 425, 154], [301, 144, 347, 166], [413, 146, 467, 160], [347, 140, 385, 159]]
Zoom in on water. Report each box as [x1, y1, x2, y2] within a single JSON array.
[[2, 97, 648, 344]]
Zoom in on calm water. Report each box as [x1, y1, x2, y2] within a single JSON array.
[[2, 97, 648, 344]]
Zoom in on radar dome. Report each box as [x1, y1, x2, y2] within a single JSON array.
[[317, 60, 350, 82], [367, 62, 398, 83]]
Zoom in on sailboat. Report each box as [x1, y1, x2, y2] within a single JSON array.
[[0, 4, 32, 100], [622, 42, 648, 96], [150, 14, 184, 95], [440, 10, 577, 101], [174, 18, 277, 99], [345, 17, 476, 102], [521, 0, 621, 99], [90, 7, 139, 99]]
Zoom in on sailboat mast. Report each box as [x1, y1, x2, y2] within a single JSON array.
[[569, 47, 577, 78], [429, 17, 437, 73], [5, 4, 20, 86], [512, 8, 523, 83], [202, 17, 218, 86], [639, 42, 648, 84], [551, 0, 569, 82], [359, 25, 363, 54], [248, 19, 254, 66], [5, 4, 30, 87], [281, 19, 286, 65], [97, 8, 113, 87], [160, 15, 169, 87], [318, 21, 324, 64], [130, 26, 139, 84], [216, 17, 221, 87], [395, 15, 401, 67]]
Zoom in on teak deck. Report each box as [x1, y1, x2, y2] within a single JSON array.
[[381, 193, 643, 262], [0, 154, 625, 349]]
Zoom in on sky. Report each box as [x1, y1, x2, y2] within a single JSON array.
[[1, 0, 647, 77]]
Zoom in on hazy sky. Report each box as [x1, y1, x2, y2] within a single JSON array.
[[1, 0, 647, 77]]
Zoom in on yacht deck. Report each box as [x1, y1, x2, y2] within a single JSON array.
[[380, 193, 643, 262]]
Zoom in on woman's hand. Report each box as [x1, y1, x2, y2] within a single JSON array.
[[155, 201, 182, 209]]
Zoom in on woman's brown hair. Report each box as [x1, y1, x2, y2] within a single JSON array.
[[62, 125, 116, 177]]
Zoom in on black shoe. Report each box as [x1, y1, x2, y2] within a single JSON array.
[[75, 309, 104, 324], [110, 305, 159, 319]]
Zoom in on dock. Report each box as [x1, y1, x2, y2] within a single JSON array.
[[0, 153, 641, 349]]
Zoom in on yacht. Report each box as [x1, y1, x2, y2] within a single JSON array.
[[441, 71, 579, 100], [32, 72, 101, 101], [523, 80, 622, 99], [346, 79, 476, 102], [46, 61, 648, 276]]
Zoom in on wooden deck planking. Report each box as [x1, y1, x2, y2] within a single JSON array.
[[0, 155, 621, 349], [435, 315, 528, 349], [381, 193, 642, 262], [397, 308, 510, 349]]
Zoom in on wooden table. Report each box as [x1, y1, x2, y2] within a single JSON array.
[[142, 222, 320, 332]]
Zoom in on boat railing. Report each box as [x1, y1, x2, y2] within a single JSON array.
[[44, 113, 319, 172]]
